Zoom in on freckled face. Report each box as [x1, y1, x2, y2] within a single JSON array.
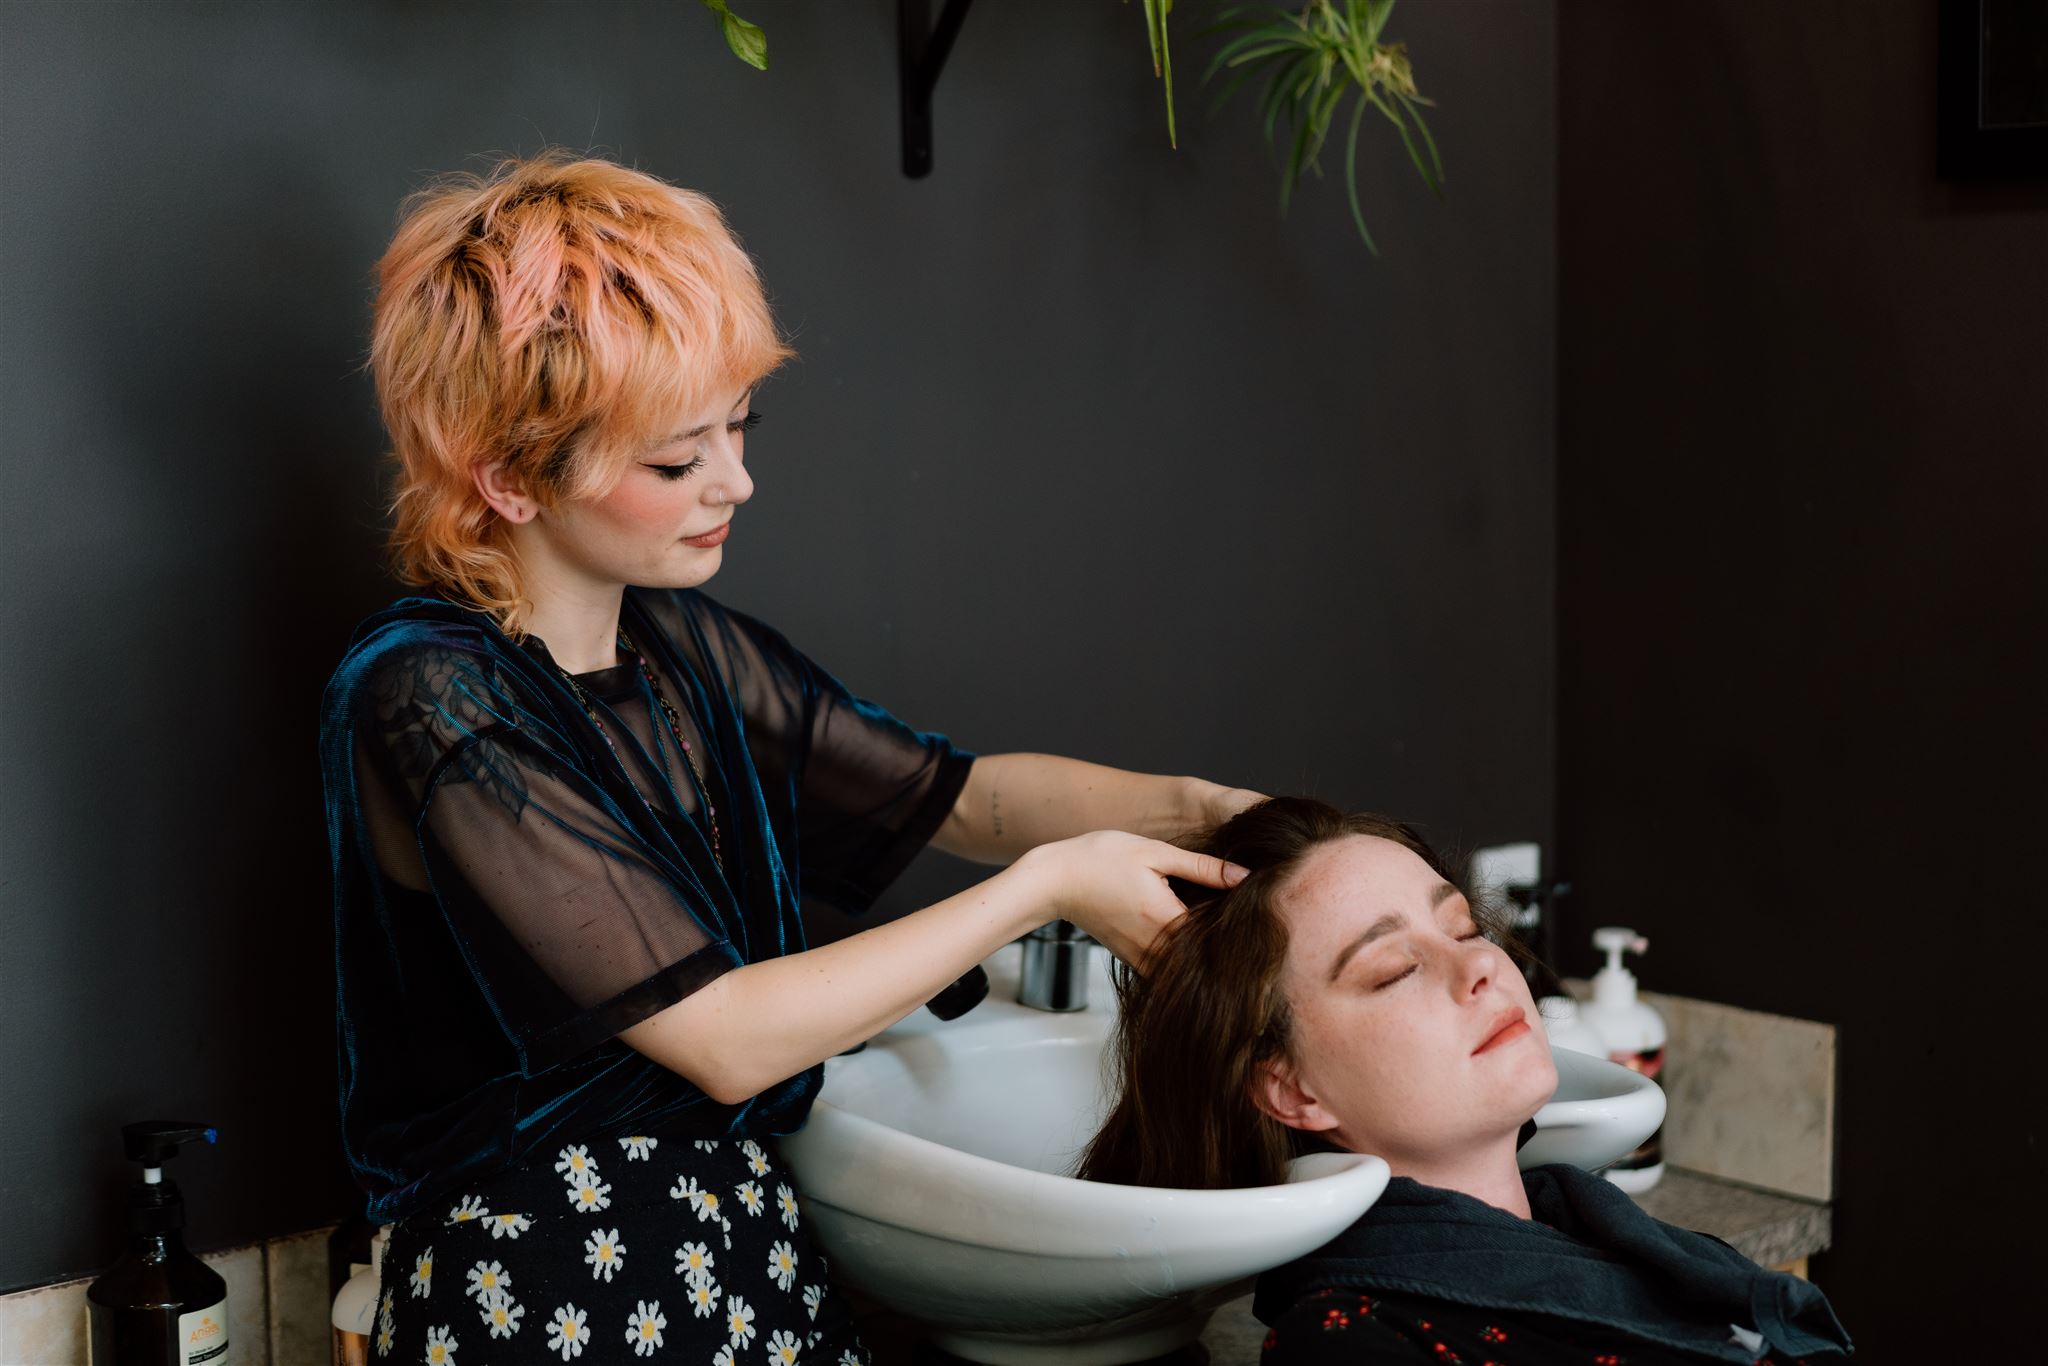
[[1271, 835, 1557, 1165], [533, 386, 758, 590]]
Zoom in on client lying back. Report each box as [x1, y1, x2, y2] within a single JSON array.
[[1079, 797, 1853, 1365]]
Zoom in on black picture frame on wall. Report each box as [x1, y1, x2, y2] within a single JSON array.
[[1938, 0, 2048, 180]]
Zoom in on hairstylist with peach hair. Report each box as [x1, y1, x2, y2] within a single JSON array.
[[319, 148, 1264, 1364]]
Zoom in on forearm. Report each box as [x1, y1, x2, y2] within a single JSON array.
[[619, 854, 1055, 1104], [935, 752, 1209, 864]]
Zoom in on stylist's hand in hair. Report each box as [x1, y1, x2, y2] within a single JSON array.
[[1018, 831, 1250, 971]]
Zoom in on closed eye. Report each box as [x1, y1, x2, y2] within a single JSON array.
[[643, 454, 707, 481], [641, 412, 761, 480], [1373, 926, 1486, 990]]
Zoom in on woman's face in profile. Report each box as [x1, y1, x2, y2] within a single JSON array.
[[1261, 835, 1558, 1165], [538, 385, 757, 589]]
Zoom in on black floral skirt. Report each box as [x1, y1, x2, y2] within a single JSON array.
[[373, 1127, 870, 1365]]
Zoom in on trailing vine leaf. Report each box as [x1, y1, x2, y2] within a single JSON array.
[[688, 0, 1435, 254], [700, 0, 768, 71], [1134, 0, 1179, 149]]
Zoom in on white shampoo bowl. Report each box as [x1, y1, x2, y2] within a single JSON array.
[[781, 944, 1662, 1365]]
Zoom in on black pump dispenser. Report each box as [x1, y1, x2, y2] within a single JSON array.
[[87, 1121, 231, 1365]]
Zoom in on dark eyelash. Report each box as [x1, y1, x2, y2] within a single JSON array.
[[1372, 929, 1486, 990], [1372, 964, 1417, 992], [644, 412, 762, 480], [649, 454, 707, 481]]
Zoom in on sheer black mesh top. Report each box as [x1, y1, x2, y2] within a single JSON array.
[[320, 585, 975, 1224]]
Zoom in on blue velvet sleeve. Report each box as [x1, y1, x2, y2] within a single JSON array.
[[685, 594, 977, 916]]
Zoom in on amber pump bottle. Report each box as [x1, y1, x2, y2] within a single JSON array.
[[86, 1121, 230, 1366]]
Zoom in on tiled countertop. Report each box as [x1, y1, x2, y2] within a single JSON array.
[[1629, 1165, 1831, 1268]]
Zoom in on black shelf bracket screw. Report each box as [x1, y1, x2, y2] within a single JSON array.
[[899, 0, 979, 178]]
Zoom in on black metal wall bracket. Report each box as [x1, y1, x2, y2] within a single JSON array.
[[899, 0, 979, 178]]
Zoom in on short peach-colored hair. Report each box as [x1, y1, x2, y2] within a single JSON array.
[[365, 147, 795, 634]]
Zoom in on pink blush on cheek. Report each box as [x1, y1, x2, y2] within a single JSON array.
[[588, 474, 696, 537]]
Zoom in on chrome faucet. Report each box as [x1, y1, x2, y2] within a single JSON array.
[[1017, 920, 1094, 1011]]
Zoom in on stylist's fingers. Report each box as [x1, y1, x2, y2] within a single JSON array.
[[1152, 842, 1251, 890], [1094, 840, 1250, 972]]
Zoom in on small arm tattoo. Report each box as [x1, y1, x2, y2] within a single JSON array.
[[990, 785, 1004, 838]]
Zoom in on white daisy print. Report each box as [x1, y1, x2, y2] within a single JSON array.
[[766, 1240, 798, 1292], [374, 1312, 394, 1357], [838, 1351, 862, 1366], [625, 1299, 667, 1357], [479, 1288, 524, 1339], [802, 1284, 823, 1321], [446, 1195, 490, 1226], [693, 1139, 720, 1153], [776, 1182, 801, 1230], [724, 1294, 757, 1350], [465, 1261, 510, 1302], [583, 1227, 627, 1282], [409, 1247, 435, 1298], [423, 1324, 458, 1365], [734, 1181, 766, 1217], [674, 1240, 715, 1283], [489, 1211, 532, 1240], [567, 1178, 614, 1213], [554, 1143, 599, 1182], [380, 1288, 396, 1319], [671, 1176, 726, 1226], [712, 1349, 737, 1366], [546, 1302, 588, 1360], [684, 1275, 722, 1319], [740, 1139, 773, 1177], [765, 1327, 803, 1365], [619, 1134, 659, 1161]]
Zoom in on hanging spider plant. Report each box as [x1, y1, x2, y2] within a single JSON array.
[[1138, 0, 1443, 253], [704, 0, 1440, 254]]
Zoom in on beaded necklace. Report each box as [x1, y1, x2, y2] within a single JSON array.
[[554, 626, 723, 872]]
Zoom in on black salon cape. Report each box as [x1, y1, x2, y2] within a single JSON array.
[[320, 585, 975, 1224], [1252, 1165, 1852, 1365]]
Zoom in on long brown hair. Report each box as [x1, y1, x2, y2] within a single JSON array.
[[1078, 796, 1518, 1190]]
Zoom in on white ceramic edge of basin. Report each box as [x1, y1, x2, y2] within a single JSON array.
[[784, 1098, 1392, 1264], [1521, 1046, 1667, 1169]]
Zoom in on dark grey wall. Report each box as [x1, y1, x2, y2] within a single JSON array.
[[1557, 2, 2046, 1357], [0, 1, 1556, 1289]]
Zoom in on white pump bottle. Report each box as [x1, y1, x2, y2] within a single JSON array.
[[1578, 927, 1668, 1192]]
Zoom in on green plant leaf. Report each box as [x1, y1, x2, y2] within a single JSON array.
[[1363, 0, 1397, 45], [1394, 91, 1445, 194], [1158, 0, 1177, 148], [1374, 92, 1439, 198], [1260, 51, 1313, 144], [701, 0, 767, 70], [1341, 87, 1381, 254], [721, 11, 768, 70], [1205, 28, 1310, 84], [1186, 0, 1442, 255]]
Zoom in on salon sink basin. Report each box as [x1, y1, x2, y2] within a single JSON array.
[[780, 943, 1663, 1365]]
